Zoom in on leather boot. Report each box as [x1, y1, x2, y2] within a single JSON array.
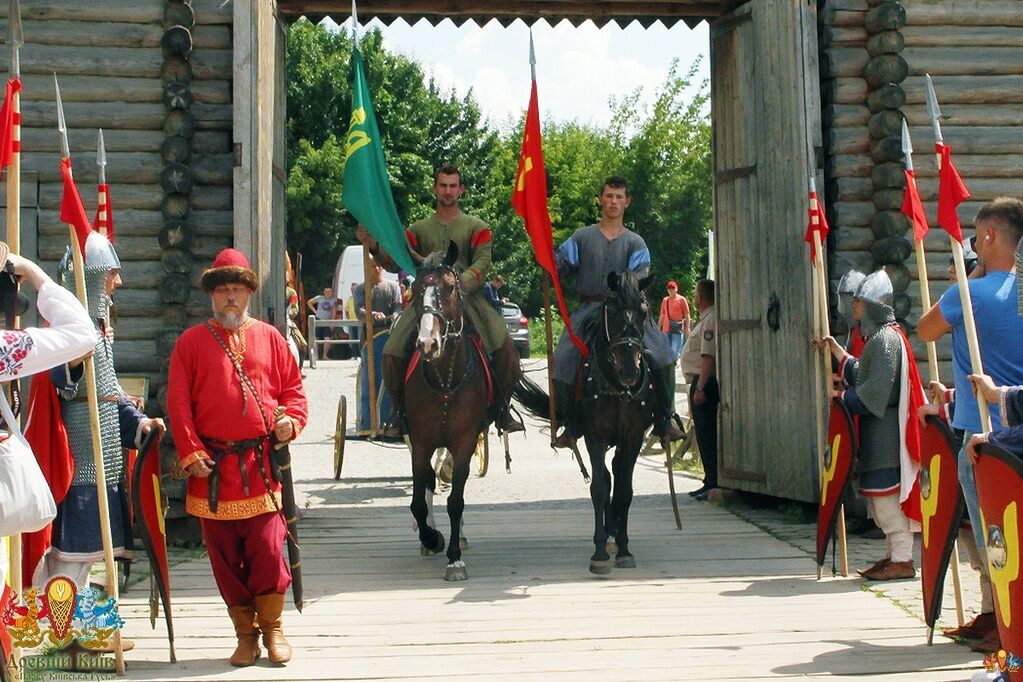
[[492, 339, 524, 433], [254, 593, 292, 664], [381, 353, 407, 438], [651, 365, 685, 441], [227, 606, 260, 667], [551, 380, 578, 449]]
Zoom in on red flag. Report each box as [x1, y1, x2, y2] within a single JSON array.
[[0, 77, 21, 170], [804, 190, 829, 263], [936, 143, 970, 244], [94, 183, 114, 243], [512, 81, 587, 357], [902, 169, 930, 244], [21, 371, 74, 588], [59, 157, 93, 258]]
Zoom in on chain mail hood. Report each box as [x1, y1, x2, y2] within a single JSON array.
[[58, 232, 120, 321]]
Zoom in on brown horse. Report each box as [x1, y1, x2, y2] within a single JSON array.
[[405, 242, 493, 581]]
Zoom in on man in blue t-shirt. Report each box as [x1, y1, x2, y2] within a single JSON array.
[[918, 197, 1023, 653]]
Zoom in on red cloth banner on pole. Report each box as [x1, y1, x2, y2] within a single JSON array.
[[804, 190, 830, 263], [936, 143, 970, 244], [902, 169, 930, 244], [0, 77, 21, 170], [512, 81, 587, 356], [95, 183, 114, 243], [59, 157, 93, 258]]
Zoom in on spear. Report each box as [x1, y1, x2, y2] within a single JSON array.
[[903, 119, 965, 632], [925, 75, 990, 431], [95, 129, 113, 242], [55, 75, 126, 675], [4, 1, 23, 677]]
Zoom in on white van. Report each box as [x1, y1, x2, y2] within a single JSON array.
[[333, 245, 401, 311]]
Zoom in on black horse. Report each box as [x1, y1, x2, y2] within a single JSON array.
[[515, 271, 658, 573], [404, 242, 497, 581]]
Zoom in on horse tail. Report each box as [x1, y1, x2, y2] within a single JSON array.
[[512, 374, 558, 423]]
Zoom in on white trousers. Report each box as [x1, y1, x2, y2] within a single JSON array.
[[33, 551, 92, 590], [867, 494, 914, 563], [959, 527, 994, 613]]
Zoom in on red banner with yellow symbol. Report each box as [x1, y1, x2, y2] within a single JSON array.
[[918, 416, 966, 632], [975, 442, 1023, 680]]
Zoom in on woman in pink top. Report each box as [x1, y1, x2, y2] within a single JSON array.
[[658, 281, 690, 360]]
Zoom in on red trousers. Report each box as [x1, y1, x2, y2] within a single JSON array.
[[200, 512, 291, 607]]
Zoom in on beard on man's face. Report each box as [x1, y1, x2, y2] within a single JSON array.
[[214, 307, 247, 329]]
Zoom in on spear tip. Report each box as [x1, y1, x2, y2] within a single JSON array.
[[9, 0, 22, 76], [54, 74, 70, 158]]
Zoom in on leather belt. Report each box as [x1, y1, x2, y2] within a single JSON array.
[[200, 435, 267, 513], [71, 395, 121, 403]]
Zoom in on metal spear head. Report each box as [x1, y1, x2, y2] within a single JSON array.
[[528, 28, 536, 81], [9, 0, 22, 77], [901, 118, 914, 172], [924, 73, 944, 145], [96, 128, 107, 184], [54, 74, 70, 159]]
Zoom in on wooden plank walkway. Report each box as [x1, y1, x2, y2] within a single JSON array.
[[113, 360, 983, 681]]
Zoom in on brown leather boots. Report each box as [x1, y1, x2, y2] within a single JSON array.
[[227, 594, 292, 667]]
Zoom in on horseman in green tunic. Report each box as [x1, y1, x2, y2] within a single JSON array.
[[357, 165, 523, 436]]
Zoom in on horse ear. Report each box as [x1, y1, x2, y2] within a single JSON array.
[[445, 240, 458, 267], [638, 274, 654, 291], [607, 271, 620, 292]]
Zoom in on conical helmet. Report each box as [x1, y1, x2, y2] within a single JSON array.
[[58, 232, 121, 321], [854, 270, 893, 307]]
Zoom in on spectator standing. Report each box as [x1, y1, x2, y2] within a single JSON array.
[[679, 279, 717, 500], [306, 287, 337, 360], [484, 275, 506, 311], [918, 197, 1023, 654], [658, 281, 690, 360]]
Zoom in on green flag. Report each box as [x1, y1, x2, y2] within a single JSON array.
[[342, 47, 415, 274]]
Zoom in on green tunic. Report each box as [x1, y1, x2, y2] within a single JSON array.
[[383, 211, 510, 357]]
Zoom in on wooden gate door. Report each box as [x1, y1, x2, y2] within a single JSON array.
[[710, 0, 825, 502]]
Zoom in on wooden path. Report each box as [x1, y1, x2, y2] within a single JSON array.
[[113, 360, 982, 681]]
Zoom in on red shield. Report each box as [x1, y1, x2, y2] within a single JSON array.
[[919, 416, 966, 631], [816, 399, 857, 567], [130, 429, 176, 662], [975, 443, 1023, 680]]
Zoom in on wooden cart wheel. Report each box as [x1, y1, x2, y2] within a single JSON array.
[[474, 430, 489, 477], [333, 395, 347, 480]]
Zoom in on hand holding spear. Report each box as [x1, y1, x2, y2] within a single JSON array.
[[54, 75, 125, 674]]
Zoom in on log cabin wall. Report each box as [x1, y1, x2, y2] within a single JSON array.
[[0, 1, 233, 411], [821, 0, 1023, 367]]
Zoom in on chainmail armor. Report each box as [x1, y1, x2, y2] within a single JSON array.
[[58, 334, 124, 485], [853, 324, 903, 474]]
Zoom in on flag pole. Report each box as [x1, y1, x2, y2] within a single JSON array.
[[541, 275, 557, 444], [5, 1, 23, 677], [55, 75, 125, 675], [903, 118, 965, 628]]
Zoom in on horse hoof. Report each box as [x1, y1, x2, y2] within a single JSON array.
[[420, 531, 446, 555], [615, 554, 636, 569], [459, 536, 468, 551], [589, 560, 612, 575], [444, 561, 468, 581]]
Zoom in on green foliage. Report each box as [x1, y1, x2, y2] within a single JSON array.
[[286, 19, 712, 314]]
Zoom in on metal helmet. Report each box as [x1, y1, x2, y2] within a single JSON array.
[[836, 269, 866, 318], [59, 232, 121, 321], [854, 270, 893, 307]]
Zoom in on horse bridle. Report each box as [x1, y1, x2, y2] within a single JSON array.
[[417, 267, 465, 358], [596, 299, 648, 398]]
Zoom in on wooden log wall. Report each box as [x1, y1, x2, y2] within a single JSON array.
[[0, 0, 233, 408], [820, 0, 1023, 363]]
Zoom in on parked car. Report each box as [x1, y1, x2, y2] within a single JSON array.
[[501, 302, 531, 358]]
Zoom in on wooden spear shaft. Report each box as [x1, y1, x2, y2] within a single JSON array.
[[66, 225, 125, 674], [914, 228, 966, 627], [362, 244, 378, 433], [813, 231, 848, 577], [542, 275, 557, 439]]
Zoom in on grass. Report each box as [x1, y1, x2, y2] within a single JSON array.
[[528, 316, 565, 357]]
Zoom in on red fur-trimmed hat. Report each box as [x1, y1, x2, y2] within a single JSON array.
[[200, 248, 259, 292]]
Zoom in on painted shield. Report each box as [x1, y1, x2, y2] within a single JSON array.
[[816, 399, 857, 567], [975, 443, 1023, 680], [130, 429, 175, 662], [919, 416, 966, 631]]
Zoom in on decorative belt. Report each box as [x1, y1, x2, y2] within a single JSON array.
[[200, 435, 268, 513], [71, 395, 121, 403], [581, 295, 606, 303]]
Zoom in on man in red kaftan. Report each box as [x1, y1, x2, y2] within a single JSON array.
[[166, 248, 307, 667]]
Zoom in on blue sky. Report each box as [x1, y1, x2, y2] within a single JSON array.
[[333, 17, 710, 129]]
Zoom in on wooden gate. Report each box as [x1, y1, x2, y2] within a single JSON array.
[[710, 0, 826, 502]]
